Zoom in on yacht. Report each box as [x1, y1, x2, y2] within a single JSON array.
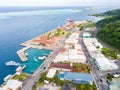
[[6, 61, 20, 66]]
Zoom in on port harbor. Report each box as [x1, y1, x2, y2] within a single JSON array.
[[1, 18, 120, 90]]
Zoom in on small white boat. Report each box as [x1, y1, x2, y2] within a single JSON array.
[[34, 57, 38, 62], [6, 61, 20, 66], [25, 53, 28, 56], [38, 56, 46, 60]]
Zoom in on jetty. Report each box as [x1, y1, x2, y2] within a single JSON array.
[[17, 46, 31, 62]]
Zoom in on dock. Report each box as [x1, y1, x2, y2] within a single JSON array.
[[17, 46, 31, 62]]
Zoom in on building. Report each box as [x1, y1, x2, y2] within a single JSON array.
[[1, 80, 22, 90], [109, 78, 120, 90], [95, 58, 118, 71], [46, 69, 56, 78], [83, 32, 92, 38], [58, 72, 94, 84], [51, 63, 73, 71], [62, 83, 76, 90]]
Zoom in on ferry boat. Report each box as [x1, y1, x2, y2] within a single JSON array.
[[6, 61, 20, 66]]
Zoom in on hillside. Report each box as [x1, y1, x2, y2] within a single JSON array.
[[96, 9, 120, 50], [91, 9, 120, 17]]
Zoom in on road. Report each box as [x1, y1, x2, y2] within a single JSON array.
[[21, 33, 67, 90], [79, 28, 109, 90]]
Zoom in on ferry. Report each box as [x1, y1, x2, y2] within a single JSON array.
[[6, 61, 20, 66]]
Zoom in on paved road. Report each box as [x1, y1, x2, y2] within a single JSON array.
[[79, 28, 109, 90]]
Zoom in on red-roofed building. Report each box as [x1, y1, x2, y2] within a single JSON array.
[[59, 47, 66, 54], [32, 35, 58, 46], [51, 63, 74, 72]]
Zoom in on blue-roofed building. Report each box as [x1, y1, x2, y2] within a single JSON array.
[[58, 72, 94, 85]]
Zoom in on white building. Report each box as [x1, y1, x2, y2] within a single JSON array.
[[1, 80, 22, 90], [83, 32, 92, 38], [95, 58, 118, 71], [46, 69, 57, 78]]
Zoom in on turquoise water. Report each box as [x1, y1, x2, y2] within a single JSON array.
[[0, 6, 119, 85], [23, 48, 51, 74]]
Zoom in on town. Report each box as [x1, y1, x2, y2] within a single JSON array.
[[1, 19, 120, 90]]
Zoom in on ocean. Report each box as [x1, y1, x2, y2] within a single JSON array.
[[0, 6, 119, 85]]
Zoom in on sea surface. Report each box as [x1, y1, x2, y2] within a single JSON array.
[[0, 6, 119, 85]]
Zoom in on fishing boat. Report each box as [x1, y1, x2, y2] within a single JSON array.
[[6, 61, 20, 66]]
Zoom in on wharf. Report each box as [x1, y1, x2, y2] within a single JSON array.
[[17, 46, 31, 62]]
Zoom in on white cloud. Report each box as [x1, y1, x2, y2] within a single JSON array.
[[0, 0, 120, 6]]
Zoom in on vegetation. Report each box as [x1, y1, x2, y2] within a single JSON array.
[[77, 24, 84, 31], [86, 21, 95, 28], [97, 20, 120, 50], [32, 71, 64, 90], [12, 73, 27, 81], [102, 47, 118, 59], [91, 9, 120, 17], [55, 29, 68, 37], [96, 15, 120, 28], [107, 74, 114, 81], [76, 83, 97, 90], [96, 9, 120, 50], [73, 63, 90, 73]]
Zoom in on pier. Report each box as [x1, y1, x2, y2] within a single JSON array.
[[17, 46, 31, 62]]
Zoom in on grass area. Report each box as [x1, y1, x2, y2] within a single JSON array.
[[76, 83, 97, 90], [86, 21, 95, 28], [102, 47, 118, 60], [12, 73, 27, 81], [55, 29, 68, 37], [73, 63, 90, 73], [77, 24, 84, 31]]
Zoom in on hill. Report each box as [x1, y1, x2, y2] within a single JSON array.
[[96, 9, 120, 50]]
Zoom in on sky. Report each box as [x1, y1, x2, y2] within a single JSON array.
[[0, 0, 120, 7]]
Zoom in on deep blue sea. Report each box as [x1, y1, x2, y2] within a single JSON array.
[[0, 6, 119, 85]]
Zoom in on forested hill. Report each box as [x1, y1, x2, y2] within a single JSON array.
[[99, 9, 120, 16], [96, 15, 120, 27], [96, 9, 120, 50], [91, 9, 120, 17]]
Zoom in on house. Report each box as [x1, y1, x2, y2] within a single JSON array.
[[58, 72, 94, 85], [62, 83, 76, 90], [46, 69, 56, 78], [109, 78, 120, 90], [95, 58, 118, 71], [1, 80, 22, 90], [51, 63, 73, 71]]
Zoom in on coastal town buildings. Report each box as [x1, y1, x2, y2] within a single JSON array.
[[46, 69, 57, 78], [95, 58, 118, 71], [51, 63, 74, 72], [58, 72, 94, 85], [109, 78, 120, 90], [1, 80, 22, 90]]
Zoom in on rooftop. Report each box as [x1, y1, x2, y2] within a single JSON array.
[[51, 63, 73, 70], [62, 72, 94, 83]]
